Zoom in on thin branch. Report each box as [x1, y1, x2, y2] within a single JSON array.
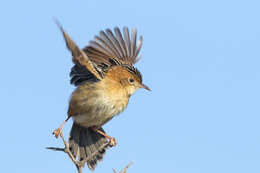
[[45, 147, 64, 152], [46, 132, 83, 172], [46, 131, 110, 173], [113, 162, 133, 173]]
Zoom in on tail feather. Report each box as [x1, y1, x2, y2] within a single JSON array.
[[69, 123, 109, 170], [79, 130, 88, 161], [69, 124, 80, 158], [91, 129, 107, 161]]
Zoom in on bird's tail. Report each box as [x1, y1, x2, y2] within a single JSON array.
[[69, 122, 109, 170]]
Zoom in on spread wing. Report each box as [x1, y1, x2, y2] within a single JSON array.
[[83, 27, 143, 69], [56, 22, 103, 85], [63, 26, 143, 86]]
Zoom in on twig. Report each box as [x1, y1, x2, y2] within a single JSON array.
[[46, 131, 110, 173], [46, 132, 83, 172], [113, 162, 133, 173]]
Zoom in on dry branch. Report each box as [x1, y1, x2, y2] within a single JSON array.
[[113, 162, 133, 173], [47, 131, 132, 173]]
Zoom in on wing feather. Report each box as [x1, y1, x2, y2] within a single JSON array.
[[55, 21, 103, 85], [136, 35, 143, 57], [114, 27, 127, 57], [99, 31, 120, 57], [84, 27, 143, 66], [56, 24, 143, 86], [123, 27, 131, 58], [89, 39, 113, 57], [131, 28, 137, 58], [105, 29, 124, 57]]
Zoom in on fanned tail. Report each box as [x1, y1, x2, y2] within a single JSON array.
[[69, 123, 109, 170]]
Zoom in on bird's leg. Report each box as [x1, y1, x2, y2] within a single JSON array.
[[91, 127, 117, 147], [53, 117, 70, 138]]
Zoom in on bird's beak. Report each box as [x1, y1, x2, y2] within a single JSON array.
[[140, 83, 151, 91]]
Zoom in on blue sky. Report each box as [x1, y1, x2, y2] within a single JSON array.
[[1, 0, 260, 172]]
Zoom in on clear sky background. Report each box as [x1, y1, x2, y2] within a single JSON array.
[[1, 0, 260, 172]]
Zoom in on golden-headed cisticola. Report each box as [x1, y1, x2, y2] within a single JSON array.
[[53, 23, 150, 170]]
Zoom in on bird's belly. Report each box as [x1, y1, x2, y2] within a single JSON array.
[[73, 98, 127, 127]]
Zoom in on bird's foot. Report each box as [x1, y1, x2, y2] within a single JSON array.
[[52, 119, 68, 138], [109, 137, 117, 147], [91, 127, 117, 147], [53, 128, 62, 138]]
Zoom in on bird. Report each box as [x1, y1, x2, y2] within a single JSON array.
[[53, 23, 150, 170]]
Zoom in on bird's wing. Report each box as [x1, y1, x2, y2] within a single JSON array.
[[83, 27, 143, 68], [56, 22, 103, 86]]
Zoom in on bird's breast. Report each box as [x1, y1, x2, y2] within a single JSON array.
[[71, 82, 129, 127]]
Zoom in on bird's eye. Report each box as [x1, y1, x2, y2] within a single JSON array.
[[129, 78, 134, 83]]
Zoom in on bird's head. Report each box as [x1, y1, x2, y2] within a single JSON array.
[[105, 65, 150, 96]]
